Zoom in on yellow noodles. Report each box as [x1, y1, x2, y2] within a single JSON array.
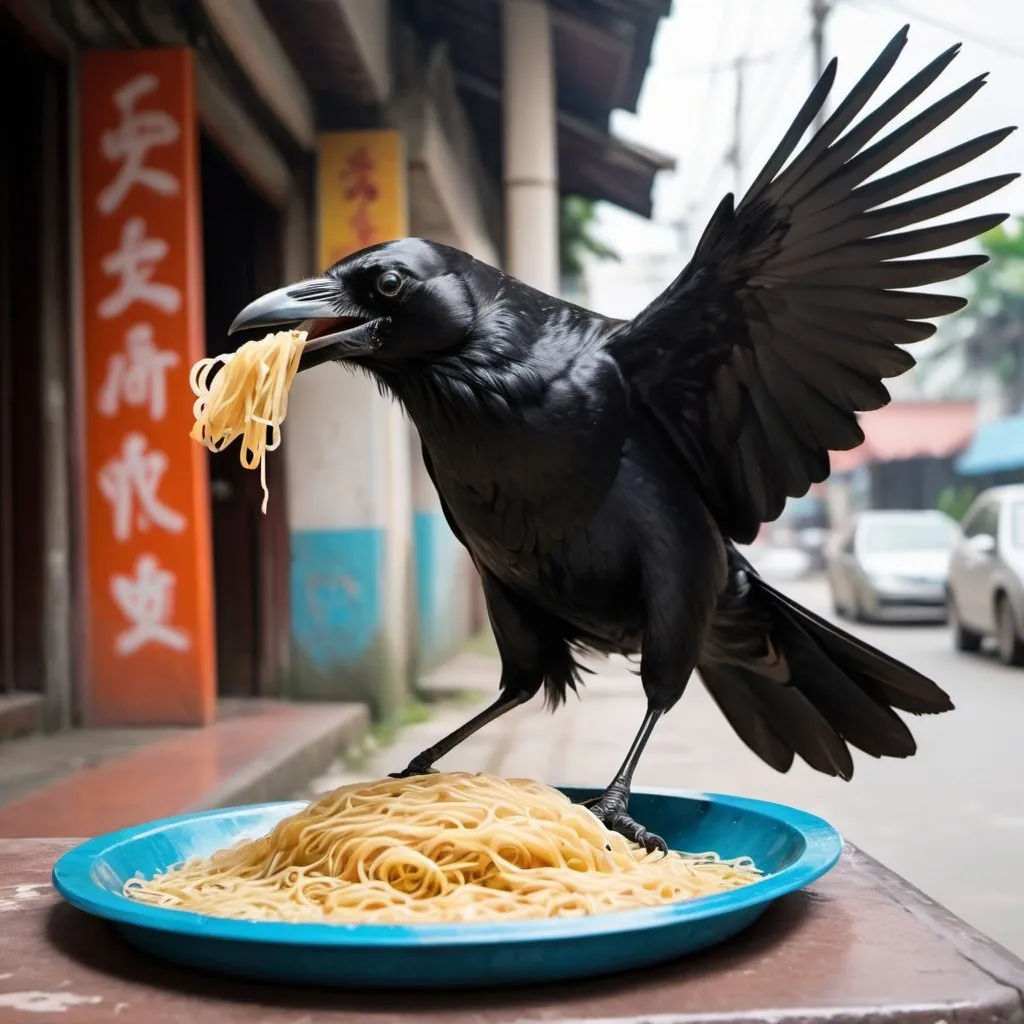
[[123, 773, 761, 923], [189, 330, 305, 512]]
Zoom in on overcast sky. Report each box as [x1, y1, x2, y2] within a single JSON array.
[[593, 0, 1024, 284]]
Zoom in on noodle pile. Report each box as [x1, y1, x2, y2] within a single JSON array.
[[189, 330, 305, 512], [124, 773, 761, 923]]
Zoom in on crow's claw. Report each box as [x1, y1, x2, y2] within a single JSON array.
[[387, 764, 439, 780], [584, 797, 668, 854]]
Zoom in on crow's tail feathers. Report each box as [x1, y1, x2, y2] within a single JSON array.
[[698, 567, 952, 779]]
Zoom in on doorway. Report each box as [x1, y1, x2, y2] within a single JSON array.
[[0, 14, 64, 725], [200, 134, 290, 697]]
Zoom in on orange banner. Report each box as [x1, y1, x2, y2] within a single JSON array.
[[318, 130, 408, 268], [79, 49, 216, 726]]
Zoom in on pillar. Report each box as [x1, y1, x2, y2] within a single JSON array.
[[502, 0, 559, 294], [285, 370, 410, 721], [285, 129, 411, 722]]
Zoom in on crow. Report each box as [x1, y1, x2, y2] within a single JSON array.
[[230, 27, 1017, 851]]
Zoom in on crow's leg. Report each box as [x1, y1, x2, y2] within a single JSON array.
[[582, 705, 666, 852], [389, 688, 529, 778], [390, 571, 565, 778], [584, 508, 727, 852]]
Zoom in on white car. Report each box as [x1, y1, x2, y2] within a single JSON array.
[[947, 485, 1024, 666], [825, 509, 957, 623]]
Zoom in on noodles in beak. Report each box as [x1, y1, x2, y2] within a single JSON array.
[[189, 329, 305, 512]]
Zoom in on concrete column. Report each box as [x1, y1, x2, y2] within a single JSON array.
[[503, 0, 559, 294], [285, 367, 411, 723]]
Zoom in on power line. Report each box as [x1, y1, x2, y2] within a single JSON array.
[[681, 46, 783, 203], [713, 2, 815, 209], [692, 53, 808, 226], [855, 0, 1024, 61], [672, 0, 734, 248], [744, 35, 815, 156], [674, 1, 824, 247], [680, 50, 780, 75], [743, 0, 819, 140]]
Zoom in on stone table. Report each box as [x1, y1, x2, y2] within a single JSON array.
[[3, 838, 1024, 1023]]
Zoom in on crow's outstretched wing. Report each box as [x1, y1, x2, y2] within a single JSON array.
[[609, 26, 1016, 543]]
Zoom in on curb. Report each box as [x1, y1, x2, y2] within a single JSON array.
[[183, 704, 370, 813]]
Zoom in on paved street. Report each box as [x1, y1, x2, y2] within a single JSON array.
[[309, 568, 1024, 957]]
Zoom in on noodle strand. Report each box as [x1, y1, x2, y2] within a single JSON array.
[[189, 330, 305, 512]]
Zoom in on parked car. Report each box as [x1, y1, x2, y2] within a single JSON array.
[[947, 485, 1024, 666], [825, 509, 958, 623], [763, 493, 830, 571]]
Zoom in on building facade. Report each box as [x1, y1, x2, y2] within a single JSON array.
[[0, 0, 671, 734]]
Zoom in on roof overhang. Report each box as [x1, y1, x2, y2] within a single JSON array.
[[419, 0, 671, 121], [458, 73, 675, 219], [433, 0, 674, 217], [256, 0, 675, 218], [830, 402, 979, 474], [956, 414, 1024, 476], [256, 0, 391, 108]]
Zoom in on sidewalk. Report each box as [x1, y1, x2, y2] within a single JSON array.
[[0, 700, 368, 838], [308, 627, 949, 858], [308, 651, 822, 796]]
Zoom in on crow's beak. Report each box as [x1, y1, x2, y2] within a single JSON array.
[[228, 276, 378, 370]]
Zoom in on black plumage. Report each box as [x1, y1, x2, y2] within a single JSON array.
[[230, 28, 1017, 849]]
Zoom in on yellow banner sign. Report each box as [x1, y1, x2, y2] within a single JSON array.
[[317, 130, 408, 270]]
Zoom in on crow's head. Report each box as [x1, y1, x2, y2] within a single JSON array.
[[229, 238, 501, 373]]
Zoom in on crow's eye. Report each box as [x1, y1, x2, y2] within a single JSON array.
[[377, 270, 403, 297]]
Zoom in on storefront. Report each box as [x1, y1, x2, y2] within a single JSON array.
[[0, 0, 671, 733]]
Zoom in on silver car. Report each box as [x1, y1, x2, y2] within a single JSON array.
[[947, 485, 1024, 666], [826, 510, 958, 623]]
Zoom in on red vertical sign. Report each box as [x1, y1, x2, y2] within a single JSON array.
[[79, 49, 216, 725]]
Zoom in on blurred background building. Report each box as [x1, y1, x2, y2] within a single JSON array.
[[0, 0, 673, 740]]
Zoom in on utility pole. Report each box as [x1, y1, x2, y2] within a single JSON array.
[[724, 55, 747, 195], [811, 0, 831, 131]]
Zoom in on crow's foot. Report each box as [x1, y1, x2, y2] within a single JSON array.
[[582, 792, 667, 854], [387, 760, 439, 780]]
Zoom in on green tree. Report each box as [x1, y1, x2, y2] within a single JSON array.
[[559, 195, 619, 283], [937, 484, 976, 523], [957, 216, 1024, 409]]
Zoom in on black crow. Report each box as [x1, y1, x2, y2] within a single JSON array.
[[230, 28, 1017, 851]]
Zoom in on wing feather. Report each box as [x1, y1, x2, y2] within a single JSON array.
[[611, 26, 1016, 541]]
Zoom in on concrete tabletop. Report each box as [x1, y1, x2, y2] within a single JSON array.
[[3, 837, 1024, 1023]]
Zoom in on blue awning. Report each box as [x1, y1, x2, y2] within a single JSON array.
[[956, 414, 1024, 476]]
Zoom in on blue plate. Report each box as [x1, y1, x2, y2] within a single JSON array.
[[52, 787, 842, 989]]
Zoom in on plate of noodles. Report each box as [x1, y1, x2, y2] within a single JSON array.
[[52, 773, 842, 989]]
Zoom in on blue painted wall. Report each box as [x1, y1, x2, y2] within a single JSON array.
[[290, 528, 386, 669], [414, 511, 463, 667]]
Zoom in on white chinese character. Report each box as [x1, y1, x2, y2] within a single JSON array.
[[97, 73, 180, 215], [98, 217, 182, 320], [110, 554, 190, 655], [97, 323, 180, 421], [98, 432, 186, 542]]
